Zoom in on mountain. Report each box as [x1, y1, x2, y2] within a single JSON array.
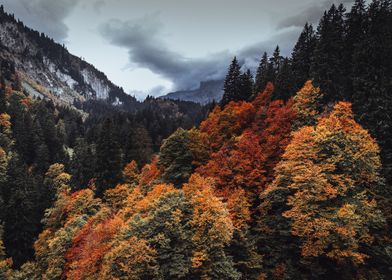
[[0, 5, 138, 110], [160, 79, 224, 104]]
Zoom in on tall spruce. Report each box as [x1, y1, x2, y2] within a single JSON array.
[[311, 4, 346, 102], [95, 118, 122, 197], [254, 52, 269, 95], [222, 57, 242, 106], [238, 69, 254, 101], [291, 23, 316, 91], [351, 0, 392, 187]]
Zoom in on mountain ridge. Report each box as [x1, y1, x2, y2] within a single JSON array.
[[160, 79, 224, 104], [0, 5, 139, 110]]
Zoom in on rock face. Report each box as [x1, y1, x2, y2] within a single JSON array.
[[0, 6, 136, 108], [161, 80, 224, 105]]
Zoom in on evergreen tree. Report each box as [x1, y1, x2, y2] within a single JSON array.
[[95, 118, 122, 197], [3, 155, 42, 267], [221, 57, 242, 106], [270, 46, 283, 80], [254, 52, 269, 95], [311, 4, 346, 102], [351, 0, 392, 187], [70, 138, 95, 191], [291, 23, 316, 91], [124, 126, 153, 168], [275, 57, 295, 100], [344, 0, 367, 100], [0, 87, 6, 113], [238, 69, 254, 101]]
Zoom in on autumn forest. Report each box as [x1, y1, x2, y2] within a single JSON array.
[[1, 0, 392, 279]]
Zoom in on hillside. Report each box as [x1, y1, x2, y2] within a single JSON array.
[[0, 5, 138, 110], [0, 1, 392, 279]]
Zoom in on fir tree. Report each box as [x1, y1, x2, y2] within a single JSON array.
[[95, 118, 122, 197], [291, 23, 316, 91], [221, 57, 242, 106], [311, 4, 346, 102], [254, 52, 269, 95]]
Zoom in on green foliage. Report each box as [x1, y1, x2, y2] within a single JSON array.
[[159, 128, 194, 187]]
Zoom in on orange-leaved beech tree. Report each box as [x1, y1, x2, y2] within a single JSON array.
[[64, 213, 123, 279], [292, 80, 324, 128], [266, 102, 386, 278], [199, 100, 255, 152], [197, 82, 295, 205], [34, 164, 102, 280]]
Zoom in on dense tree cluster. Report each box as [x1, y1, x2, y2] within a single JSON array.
[[2, 76, 389, 279], [222, 0, 392, 189], [0, 70, 207, 268], [0, 1, 391, 279]]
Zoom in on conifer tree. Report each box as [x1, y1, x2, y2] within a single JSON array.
[[222, 57, 242, 106], [95, 118, 122, 197], [238, 69, 254, 101], [70, 138, 95, 191], [254, 52, 270, 95], [311, 4, 346, 102], [275, 57, 295, 100], [291, 23, 316, 91]]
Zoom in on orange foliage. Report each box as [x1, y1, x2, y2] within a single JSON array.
[[0, 113, 11, 129], [104, 184, 132, 211], [197, 87, 295, 205], [226, 188, 251, 230], [65, 215, 124, 280], [272, 102, 384, 265], [122, 160, 139, 185], [197, 131, 266, 202], [199, 101, 255, 151], [138, 156, 160, 188]]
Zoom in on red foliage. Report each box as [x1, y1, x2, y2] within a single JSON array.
[[199, 101, 255, 151], [64, 215, 124, 279]]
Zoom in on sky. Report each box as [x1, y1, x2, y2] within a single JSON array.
[[1, 0, 355, 100]]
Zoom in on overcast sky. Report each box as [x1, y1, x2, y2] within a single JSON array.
[[2, 0, 355, 99]]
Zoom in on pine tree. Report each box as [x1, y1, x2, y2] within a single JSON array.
[[275, 57, 295, 100], [0, 87, 6, 113], [221, 57, 242, 106], [311, 4, 346, 102], [124, 126, 153, 168], [344, 0, 367, 100], [3, 155, 42, 267], [95, 118, 122, 197], [254, 52, 270, 95], [270, 46, 283, 80], [351, 0, 392, 187], [238, 69, 254, 101], [70, 138, 95, 191], [291, 23, 316, 91]]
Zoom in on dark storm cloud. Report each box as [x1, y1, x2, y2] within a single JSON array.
[[2, 0, 79, 41], [100, 14, 232, 90], [100, 14, 303, 90], [278, 0, 354, 28]]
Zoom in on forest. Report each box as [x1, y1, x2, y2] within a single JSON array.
[[1, 0, 392, 279]]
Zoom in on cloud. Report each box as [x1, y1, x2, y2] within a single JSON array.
[[100, 13, 305, 91], [92, 0, 106, 14], [100, 14, 233, 91], [2, 0, 79, 41], [278, 0, 354, 28]]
